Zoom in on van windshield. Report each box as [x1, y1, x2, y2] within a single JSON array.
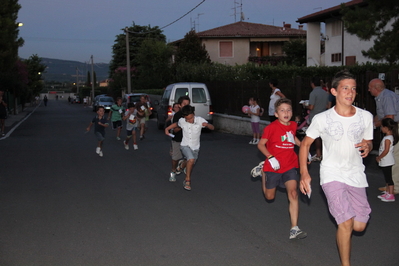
[[192, 87, 206, 103], [100, 97, 113, 102]]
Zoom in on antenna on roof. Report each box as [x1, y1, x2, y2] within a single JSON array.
[[231, 0, 243, 22]]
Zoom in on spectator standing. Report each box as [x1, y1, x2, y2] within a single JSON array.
[[299, 70, 373, 266], [0, 90, 7, 137], [268, 79, 285, 122], [376, 118, 399, 202], [304, 77, 329, 161], [247, 96, 261, 144], [368, 78, 399, 194], [43, 95, 48, 107], [108, 97, 124, 140]]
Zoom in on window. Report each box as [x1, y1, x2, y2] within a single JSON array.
[[345, 56, 356, 66], [174, 88, 188, 102], [219, 41, 233, 57], [331, 53, 342, 62], [192, 88, 207, 103], [331, 20, 342, 36]]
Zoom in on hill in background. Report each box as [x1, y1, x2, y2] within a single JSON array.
[[39, 58, 110, 83]]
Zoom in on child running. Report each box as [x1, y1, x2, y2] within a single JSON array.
[[257, 98, 307, 240], [299, 70, 373, 266], [108, 97, 124, 140], [376, 118, 399, 202], [122, 103, 139, 150], [247, 97, 261, 145], [164, 105, 214, 191], [86, 106, 109, 157]]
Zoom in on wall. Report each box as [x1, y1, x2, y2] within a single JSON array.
[[202, 38, 250, 65], [213, 113, 270, 136]]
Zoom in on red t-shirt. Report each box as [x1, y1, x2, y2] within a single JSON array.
[[261, 120, 298, 173]]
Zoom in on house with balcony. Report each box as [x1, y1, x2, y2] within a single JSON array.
[[296, 0, 387, 67], [172, 21, 306, 66]]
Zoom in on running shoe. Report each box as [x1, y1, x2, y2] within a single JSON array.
[[99, 150, 103, 157], [381, 193, 395, 202], [249, 139, 254, 144], [310, 154, 322, 162], [176, 159, 184, 175], [377, 191, 387, 199], [289, 227, 307, 239], [169, 172, 176, 182], [250, 161, 264, 178], [116, 137, 121, 140], [124, 141, 129, 150], [96, 147, 101, 154], [253, 139, 259, 145], [133, 144, 138, 150]]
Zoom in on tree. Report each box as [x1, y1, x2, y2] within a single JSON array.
[[341, 0, 399, 64], [282, 39, 306, 66], [135, 39, 173, 89], [174, 30, 210, 65], [24, 55, 46, 99], [109, 23, 166, 92], [0, 0, 24, 91]]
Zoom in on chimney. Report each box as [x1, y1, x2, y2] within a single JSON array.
[[283, 23, 291, 28], [299, 25, 304, 30]]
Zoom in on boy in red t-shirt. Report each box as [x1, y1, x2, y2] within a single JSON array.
[[257, 98, 307, 240]]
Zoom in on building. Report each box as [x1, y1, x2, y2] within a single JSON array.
[[297, 0, 386, 67], [173, 21, 306, 66]]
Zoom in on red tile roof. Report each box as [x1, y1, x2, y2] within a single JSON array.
[[297, 0, 365, 23], [196, 21, 306, 38]]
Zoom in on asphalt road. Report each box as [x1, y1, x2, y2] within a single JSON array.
[[0, 100, 398, 266]]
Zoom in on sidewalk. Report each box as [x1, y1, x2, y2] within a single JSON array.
[[0, 104, 37, 140]]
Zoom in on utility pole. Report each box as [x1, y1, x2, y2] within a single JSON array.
[[125, 27, 132, 94], [91, 55, 95, 102], [76, 67, 79, 94]]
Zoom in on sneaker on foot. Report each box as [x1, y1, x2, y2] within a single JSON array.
[[133, 144, 138, 150], [176, 159, 185, 175], [96, 147, 101, 154], [140, 135, 143, 141], [116, 137, 121, 140], [124, 141, 129, 150], [250, 161, 264, 178], [377, 191, 387, 199], [289, 227, 307, 239], [249, 139, 254, 144], [310, 154, 322, 162], [99, 150, 103, 157], [253, 139, 259, 145], [169, 172, 176, 182], [381, 193, 395, 202]]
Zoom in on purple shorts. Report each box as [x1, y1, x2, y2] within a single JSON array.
[[251, 122, 260, 134], [321, 181, 371, 225]]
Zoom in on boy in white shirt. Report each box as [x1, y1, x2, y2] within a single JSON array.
[[165, 105, 214, 191], [299, 70, 373, 266]]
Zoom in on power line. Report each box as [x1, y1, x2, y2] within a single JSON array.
[[126, 0, 206, 34]]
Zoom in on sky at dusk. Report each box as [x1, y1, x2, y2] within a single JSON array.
[[17, 0, 344, 63]]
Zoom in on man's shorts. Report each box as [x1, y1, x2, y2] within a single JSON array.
[[138, 117, 146, 125], [126, 127, 137, 137], [322, 181, 371, 225], [95, 131, 105, 141], [170, 140, 183, 161], [264, 168, 298, 189], [112, 120, 122, 129], [180, 145, 199, 161]]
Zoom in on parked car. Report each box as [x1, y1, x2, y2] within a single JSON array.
[[92, 95, 114, 112], [73, 95, 81, 104], [122, 93, 155, 117], [155, 82, 213, 129]]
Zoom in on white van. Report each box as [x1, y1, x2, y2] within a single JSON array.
[[156, 82, 213, 129]]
